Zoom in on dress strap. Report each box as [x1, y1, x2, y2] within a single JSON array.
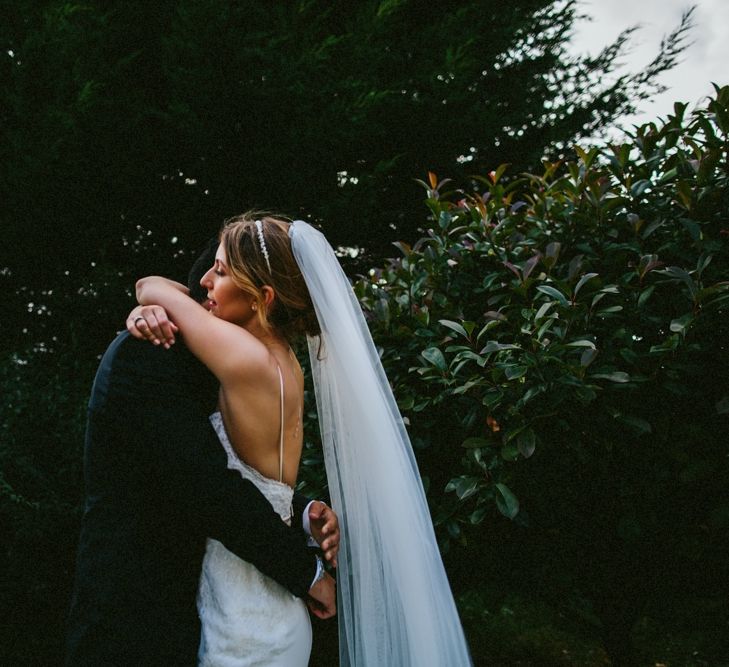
[[276, 364, 285, 482]]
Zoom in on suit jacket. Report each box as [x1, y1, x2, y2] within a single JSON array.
[[66, 332, 315, 666]]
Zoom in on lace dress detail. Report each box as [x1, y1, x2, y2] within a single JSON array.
[[208, 412, 294, 522], [197, 410, 312, 666]]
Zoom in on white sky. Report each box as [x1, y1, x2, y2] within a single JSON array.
[[569, 0, 728, 132]]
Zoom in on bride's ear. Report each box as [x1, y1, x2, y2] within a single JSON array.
[[260, 285, 276, 310]]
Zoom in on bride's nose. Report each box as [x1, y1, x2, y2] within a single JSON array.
[[200, 266, 214, 288]]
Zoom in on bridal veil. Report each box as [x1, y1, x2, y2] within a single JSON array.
[[290, 221, 471, 666]]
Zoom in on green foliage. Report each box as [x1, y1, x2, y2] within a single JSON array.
[[351, 87, 729, 544], [459, 589, 610, 666], [0, 0, 694, 325], [311, 87, 729, 662], [0, 342, 91, 662], [459, 586, 729, 666]]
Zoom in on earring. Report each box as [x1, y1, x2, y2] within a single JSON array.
[[252, 303, 257, 311]]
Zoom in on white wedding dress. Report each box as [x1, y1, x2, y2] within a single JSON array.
[[197, 409, 312, 666]]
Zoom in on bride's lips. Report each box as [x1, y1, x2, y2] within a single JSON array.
[[205, 298, 217, 310]]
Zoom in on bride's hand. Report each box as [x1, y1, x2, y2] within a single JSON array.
[[308, 501, 339, 568], [126, 305, 179, 349]]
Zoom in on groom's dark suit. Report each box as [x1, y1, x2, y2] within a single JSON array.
[[66, 331, 316, 666]]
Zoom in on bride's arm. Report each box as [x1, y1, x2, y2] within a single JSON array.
[[135, 276, 267, 382]]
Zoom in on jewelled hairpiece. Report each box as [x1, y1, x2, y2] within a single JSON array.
[[254, 219, 272, 273]]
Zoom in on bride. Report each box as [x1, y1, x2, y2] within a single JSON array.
[[130, 214, 471, 666]]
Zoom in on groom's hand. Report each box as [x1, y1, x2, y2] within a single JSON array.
[[308, 501, 339, 567], [307, 572, 336, 619]]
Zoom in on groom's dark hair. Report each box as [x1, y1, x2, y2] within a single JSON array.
[[187, 237, 218, 303]]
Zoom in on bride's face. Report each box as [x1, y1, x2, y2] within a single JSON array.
[[199, 244, 256, 327]]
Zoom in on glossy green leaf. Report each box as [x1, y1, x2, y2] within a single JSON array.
[[565, 339, 596, 349], [544, 241, 561, 268], [580, 348, 598, 367], [480, 341, 521, 354], [479, 401, 502, 419], [536, 317, 554, 340], [573, 272, 599, 297], [638, 285, 656, 307], [696, 253, 713, 277], [536, 285, 569, 306], [449, 476, 480, 500], [439, 319, 469, 338], [590, 371, 630, 383], [421, 347, 447, 371], [516, 428, 536, 458], [495, 483, 520, 519], [522, 254, 541, 280], [650, 335, 680, 354], [504, 365, 528, 380], [631, 179, 651, 197], [469, 506, 488, 525], [462, 437, 490, 449], [641, 218, 665, 238], [534, 301, 555, 320], [521, 386, 545, 405], [670, 313, 693, 334]]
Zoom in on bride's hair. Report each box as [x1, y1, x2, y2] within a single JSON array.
[[220, 212, 320, 339]]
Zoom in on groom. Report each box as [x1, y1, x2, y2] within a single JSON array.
[[66, 240, 336, 666]]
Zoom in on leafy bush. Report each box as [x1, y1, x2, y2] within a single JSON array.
[[351, 85, 729, 536], [338, 85, 729, 663]]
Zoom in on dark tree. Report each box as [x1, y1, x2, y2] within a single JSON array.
[[1, 1, 692, 315]]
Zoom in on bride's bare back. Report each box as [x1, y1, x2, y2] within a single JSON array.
[[217, 344, 305, 488]]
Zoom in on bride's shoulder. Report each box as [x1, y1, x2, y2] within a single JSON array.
[[224, 339, 280, 385]]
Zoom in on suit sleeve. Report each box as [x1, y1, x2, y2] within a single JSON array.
[[291, 492, 309, 531], [103, 335, 317, 597]]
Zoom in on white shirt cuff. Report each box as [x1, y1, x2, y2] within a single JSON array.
[[302, 500, 319, 547], [309, 554, 325, 590]]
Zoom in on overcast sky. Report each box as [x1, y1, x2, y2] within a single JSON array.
[[569, 0, 728, 132]]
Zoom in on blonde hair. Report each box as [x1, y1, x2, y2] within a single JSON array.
[[219, 212, 320, 339]]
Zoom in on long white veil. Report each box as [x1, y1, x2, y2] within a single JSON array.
[[290, 221, 471, 666]]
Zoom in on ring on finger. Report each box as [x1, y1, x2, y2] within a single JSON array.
[[134, 316, 145, 327]]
